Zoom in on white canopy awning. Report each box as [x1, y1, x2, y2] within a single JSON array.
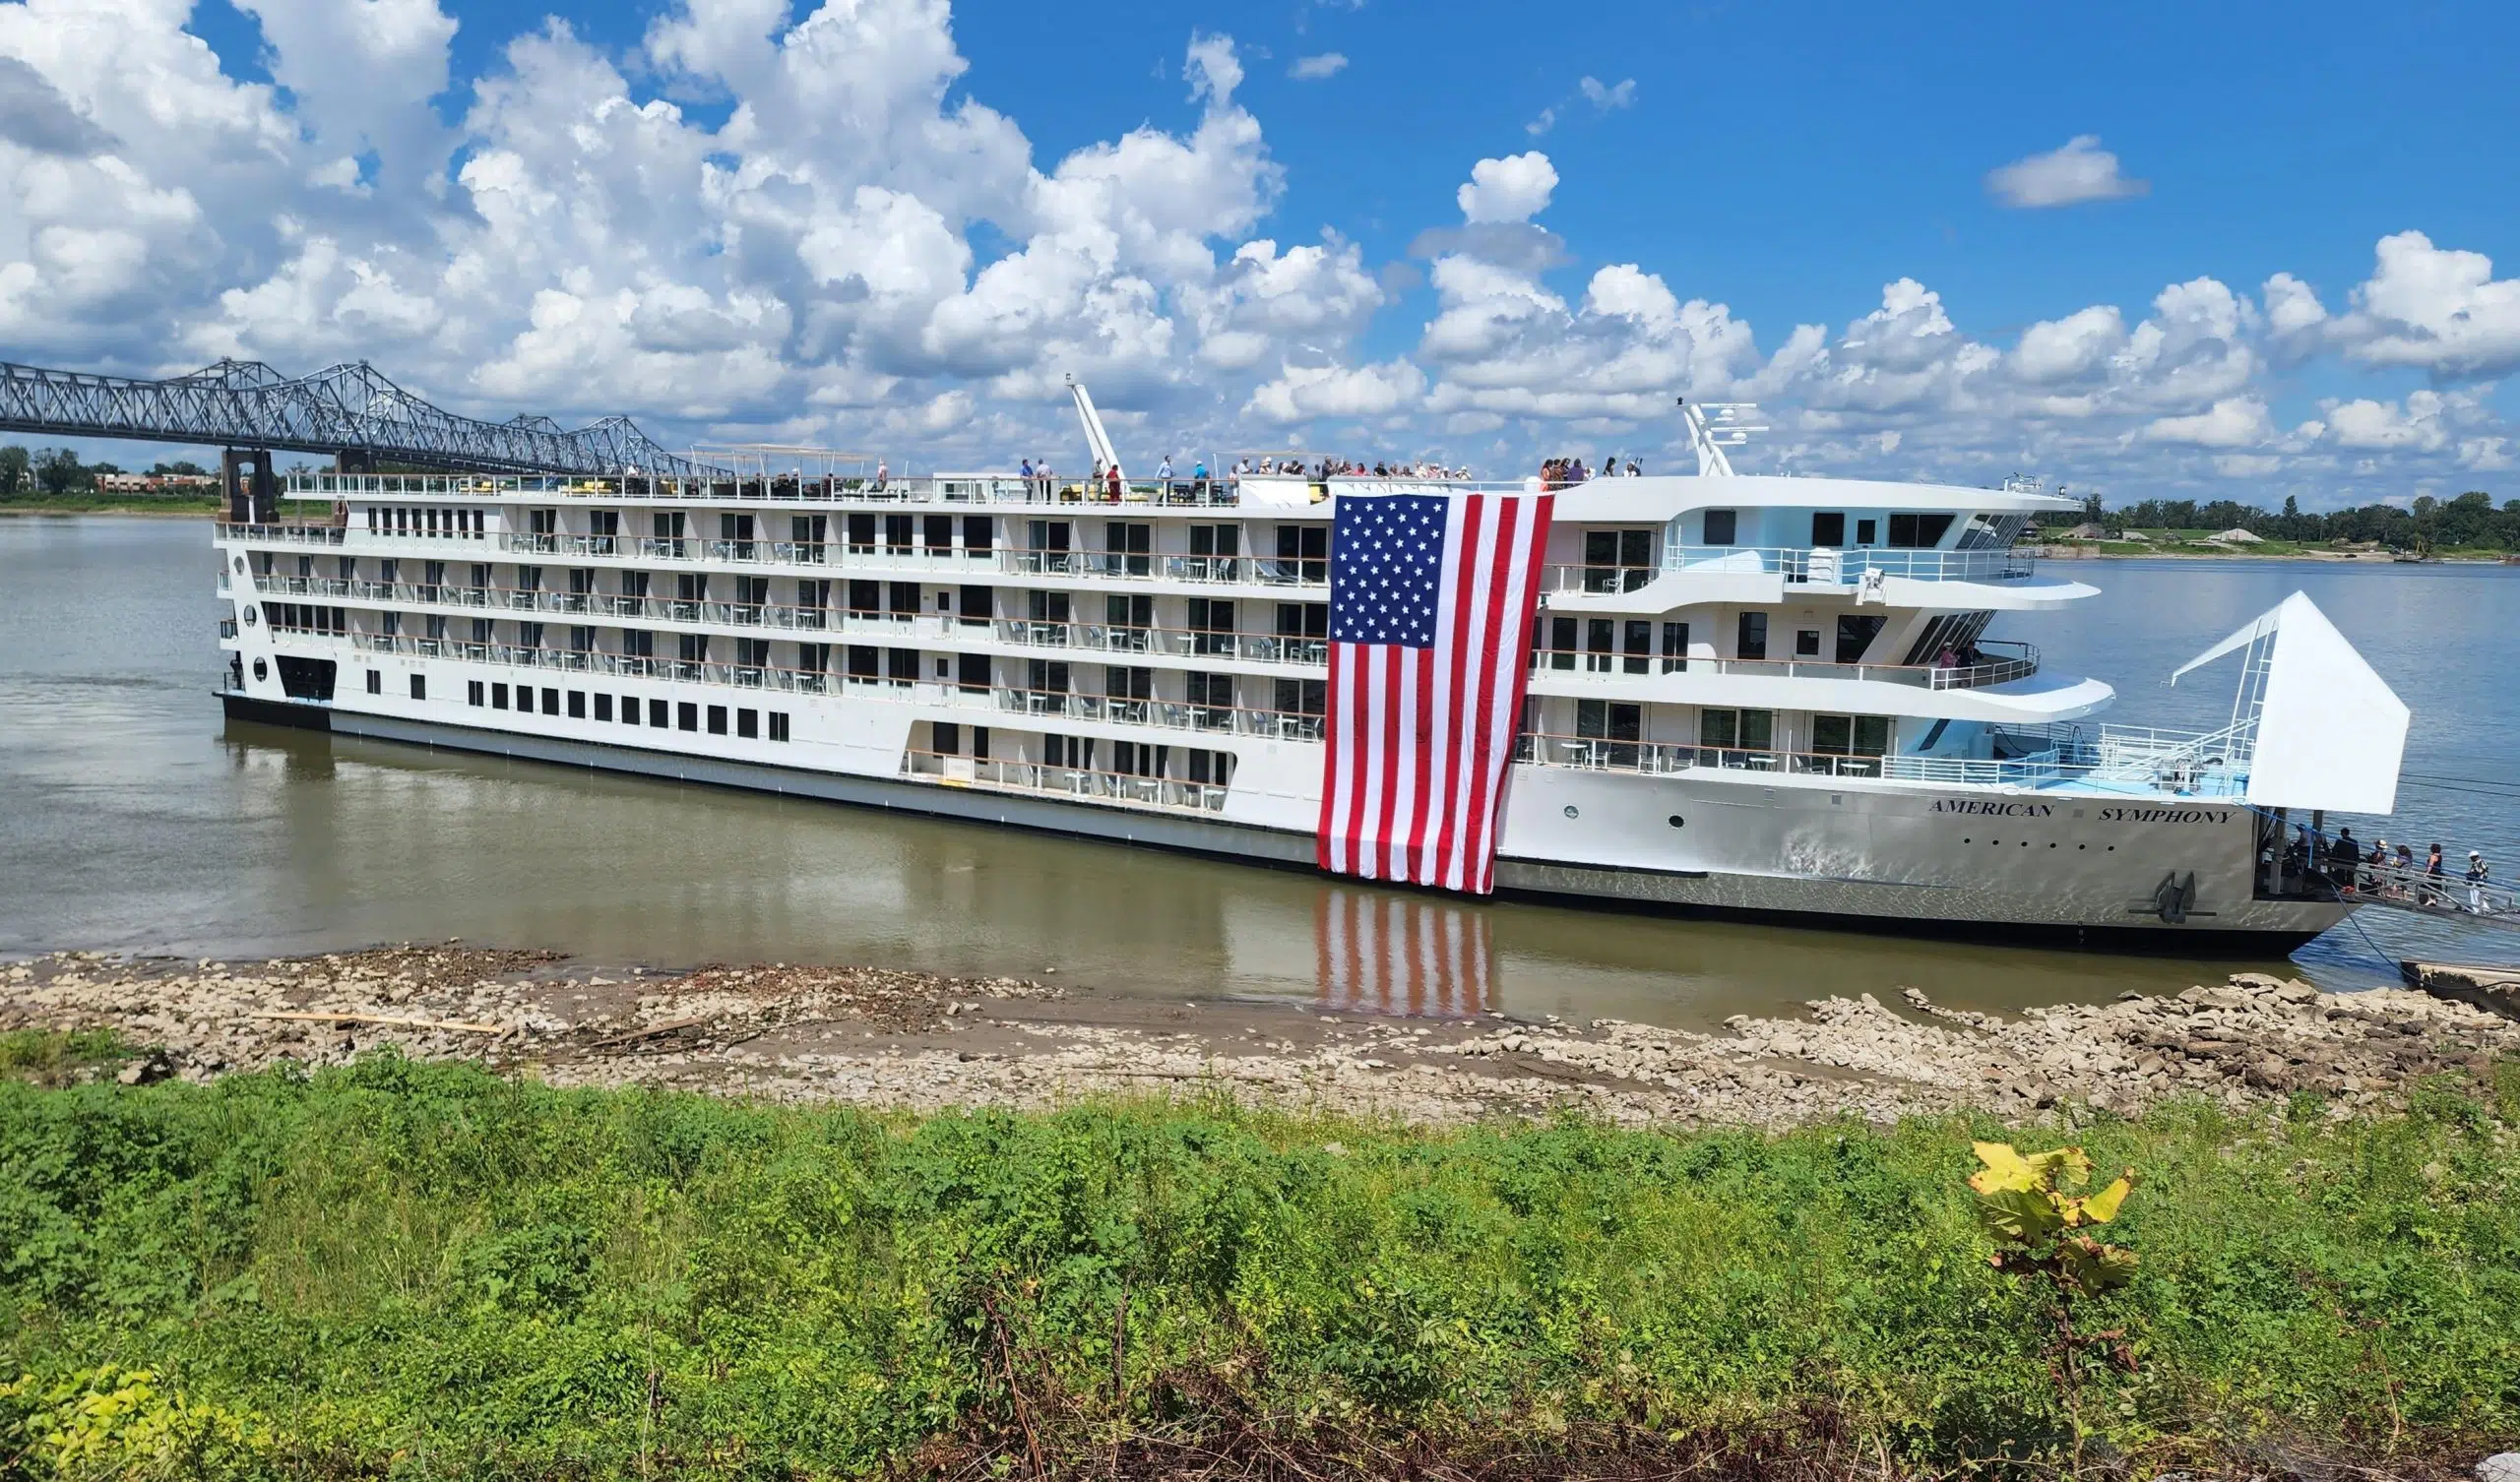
[[2172, 591, 2408, 814]]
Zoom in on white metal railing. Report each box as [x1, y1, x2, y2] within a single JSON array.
[[1547, 546, 2038, 587], [1529, 640, 2039, 692], [250, 575, 1329, 665], [285, 471, 1253, 508], [901, 749, 1231, 814], [340, 632, 1328, 739]]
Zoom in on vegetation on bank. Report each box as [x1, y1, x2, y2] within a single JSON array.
[[2, 1048, 2516, 1479], [2037, 489, 2520, 555]]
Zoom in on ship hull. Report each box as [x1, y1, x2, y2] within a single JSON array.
[[222, 691, 2342, 952]]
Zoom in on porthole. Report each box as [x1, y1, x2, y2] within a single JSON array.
[[242, 605, 258, 626], [232, 556, 245, 575], [1562, 805, 1580, 820], [1667, 814, 1685, 829], [251, 658, 267, 683]]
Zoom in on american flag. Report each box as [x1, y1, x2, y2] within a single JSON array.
[[1315, 888, 1494, 1018], [1316, 489, 1554, 894]]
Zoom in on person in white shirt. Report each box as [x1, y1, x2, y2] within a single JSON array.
[[1157, 456, 1173, 480]]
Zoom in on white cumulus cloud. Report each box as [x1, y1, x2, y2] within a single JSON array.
[[1984, 135, 2148, 209], [1456, 152, 1557, 224], [1289, 52, 1347, 81]]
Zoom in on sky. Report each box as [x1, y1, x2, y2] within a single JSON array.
[[4, 0, 2518, 509]]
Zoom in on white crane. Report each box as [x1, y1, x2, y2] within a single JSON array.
[[1066, 374, 1123, 484]]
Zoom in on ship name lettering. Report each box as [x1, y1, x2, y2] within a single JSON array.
[[1930, 800, 2052, 818], [2096, 807, 2232, 824]]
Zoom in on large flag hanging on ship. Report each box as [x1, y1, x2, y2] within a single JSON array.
[[1316, 488, 1554, 895]]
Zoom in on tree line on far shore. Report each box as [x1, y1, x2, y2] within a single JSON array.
[[0, 445, 214, 499], [2045, 488, 2520, 551]]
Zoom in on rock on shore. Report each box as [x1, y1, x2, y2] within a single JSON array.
[[6, 948, 2515, 1127]]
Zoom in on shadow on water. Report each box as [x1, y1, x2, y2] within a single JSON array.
[[3, 520, 2512, 1028]]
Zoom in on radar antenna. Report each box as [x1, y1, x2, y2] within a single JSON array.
[[1678, 399, 1765, 477]]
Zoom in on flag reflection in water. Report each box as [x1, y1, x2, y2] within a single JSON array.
[[1314, 887, 1494, 1019]]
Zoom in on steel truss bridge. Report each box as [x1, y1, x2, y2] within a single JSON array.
[[0, 357, 721, 480]]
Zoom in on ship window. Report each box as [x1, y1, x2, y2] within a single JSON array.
[[737, 708, 758, 738], [541, 687, 559, 714], [567, 690, 586, 719], [1703, 510, 1737, 546], [1623, 620, 1652, 674], [934, 721, 961, 756], [372, 670, 387, 696], [887, 648, 917, 682], [1796, 629, 1821, 657], [1187, 750, 1235, 786], [1857, 518, 1877, 545], [410, 674, 425, 701], [1698, 708, 1773, 755], [595, 694, 612, 722], [1661, 621, 1689, 672], [492, 683, 508, 709], [1887, 513, 1956, 548], [957, 652, 989, 691], [678, 702, 698, 731], [1836, 614, 1887, 663], [1811, 513, 1846, 548], [1812, 714, 1892, 762], [1545, 614, 1578, 670], [924, 515, 953, 553], [1585, 618, 1613, 672], [883, 515, 914, 552], [1274, 678, 1326, 717], [706, 705, 726, 734], [769, 711, 790, 743], [1736, 611, 1768, 660], [649, 698, 668, 727], [963, 515, 994, 552]]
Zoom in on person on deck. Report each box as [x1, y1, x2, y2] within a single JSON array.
[[1105, 463, 1122, 502], [2468, 851, 2492, 913], [2425, 843, 2447, 906], [2328, 828, 2360, 893]]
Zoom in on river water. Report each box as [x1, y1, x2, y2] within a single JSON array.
[[2, 516, 2512, 1029]]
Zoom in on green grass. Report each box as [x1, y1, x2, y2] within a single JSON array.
[[3, 1052, 2517, 1478], [0, 1030, 131, 1089], [0, 495, 220, 516]]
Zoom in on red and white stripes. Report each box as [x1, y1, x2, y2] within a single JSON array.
[[1315, 490, 1552, 895]]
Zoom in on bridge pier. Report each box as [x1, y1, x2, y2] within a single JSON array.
[[222, 449, 278, 524]]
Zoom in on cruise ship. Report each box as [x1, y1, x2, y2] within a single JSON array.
[[213, 394, 2409, 949]]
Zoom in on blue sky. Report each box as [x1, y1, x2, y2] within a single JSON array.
[[7, 0, 2518, 505]]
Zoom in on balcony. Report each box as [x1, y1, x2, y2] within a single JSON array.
[[1544, 544, 2037, 593], [1530, 640, 2041, 692], [902, 749, 1232, 814], [285, 470, 1250, 509], [339, 631, 1328, 741]]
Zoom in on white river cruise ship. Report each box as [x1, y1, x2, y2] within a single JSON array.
[[212, 399, 2409, 949]]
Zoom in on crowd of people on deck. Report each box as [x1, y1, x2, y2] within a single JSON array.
[[2282, 827, 2496, 912], [1540, 455, 1644, 489]]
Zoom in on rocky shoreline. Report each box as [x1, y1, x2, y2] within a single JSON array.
[[7, 946, 2516, 1126]]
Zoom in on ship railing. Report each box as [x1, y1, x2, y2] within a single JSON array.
[[901, 749, 1231, 814], [339, 632, 1331, 738], [233, 524, 1336, 587], [284, 470, 1252, 509], [1538, 547, 2038, 592], [1529, 640, 2039, 692], [215, 522, 347, 547], [253, 577, 1331, 662], [988, 687, 1326, 741], [1510, 733, 1907, 778]]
